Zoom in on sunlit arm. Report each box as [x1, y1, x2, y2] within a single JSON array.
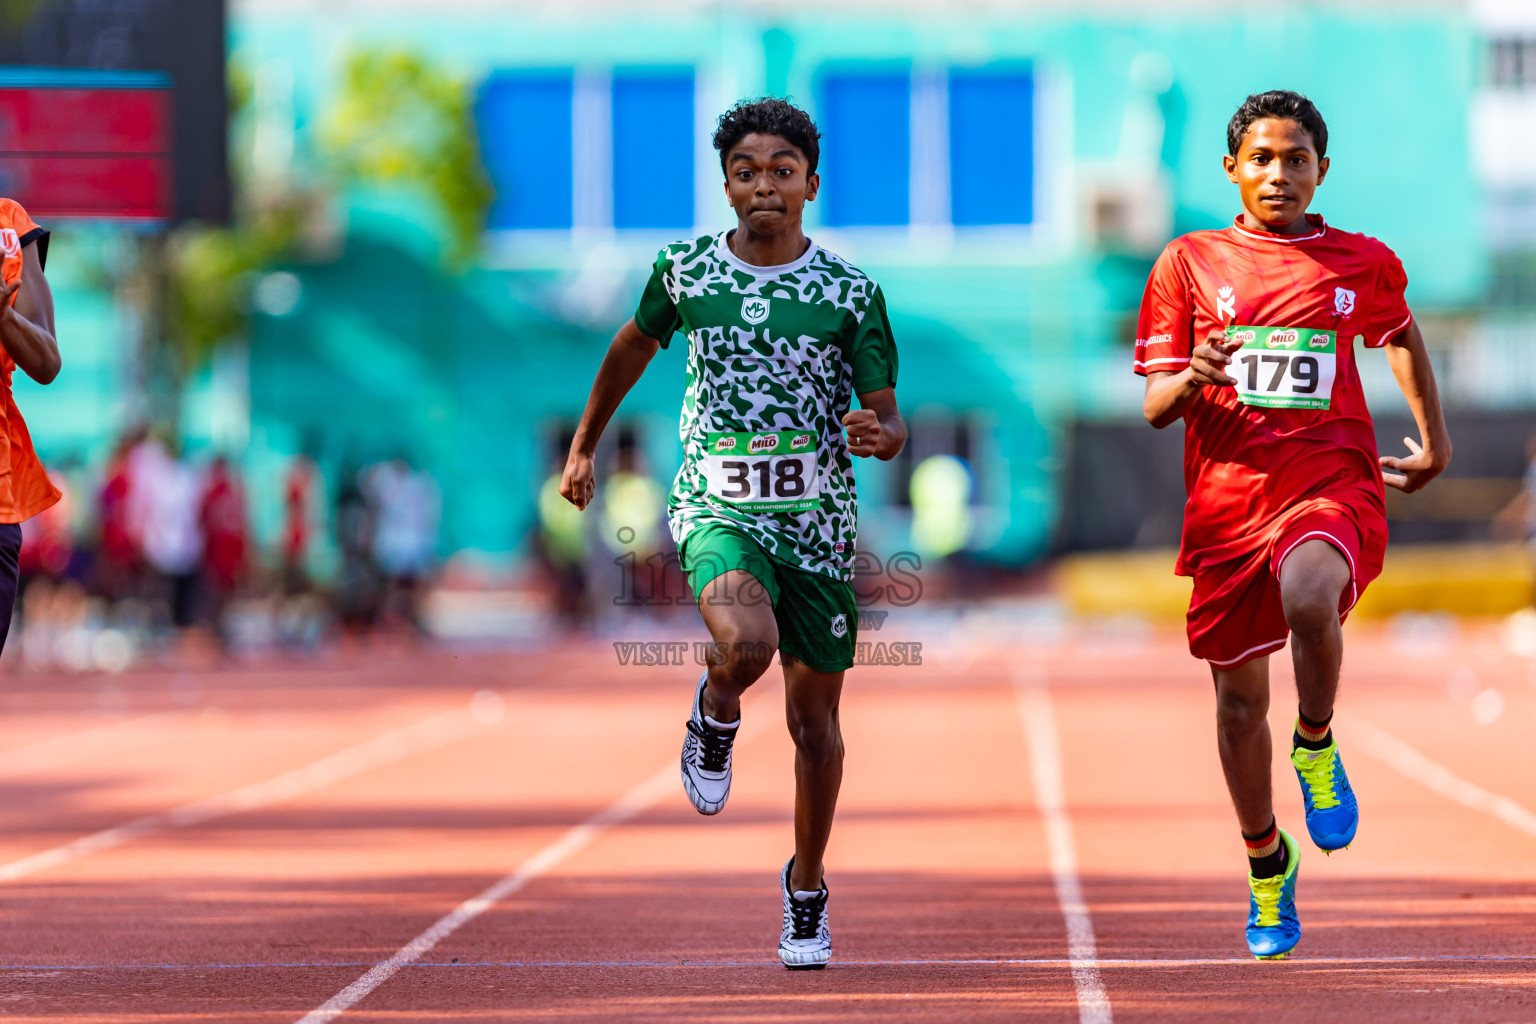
[[1142, 333, 1240, 429], [1379, 320, 1451, 493], [559, 318, 662, 510], [1142, 368, 1205, 429], [845, 386, 905, 460], [0, 244, 61, 385]]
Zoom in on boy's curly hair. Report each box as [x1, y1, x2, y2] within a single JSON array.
[[713, 98, 822, 175]]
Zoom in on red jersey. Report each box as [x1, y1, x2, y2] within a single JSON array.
[[1133, 214, 1412, 574], [283, 457, 316, 564], [201, 464, 249, 590], [0, 198, 60, 523]]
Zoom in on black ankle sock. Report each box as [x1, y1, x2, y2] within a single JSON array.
[[1243, 820, 1289, 879], [1293, 708, 1333, 751]]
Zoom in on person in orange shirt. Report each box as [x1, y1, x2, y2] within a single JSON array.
[[0, 197, 63, 651]]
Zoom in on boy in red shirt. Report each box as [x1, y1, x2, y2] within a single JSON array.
[[1135, 92, 1451, 959]]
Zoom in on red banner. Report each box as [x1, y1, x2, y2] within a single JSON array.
[[0, 87, 170, 154], [0, 156, 171, 220], [0, 86, 173, 220]]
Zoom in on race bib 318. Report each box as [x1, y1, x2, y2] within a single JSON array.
[[702, 430, 821, 512]]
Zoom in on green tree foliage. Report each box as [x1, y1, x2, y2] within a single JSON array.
[[159, 47, 491, 394], [165, 195, 308, 372], [320, 50, 493, 265]]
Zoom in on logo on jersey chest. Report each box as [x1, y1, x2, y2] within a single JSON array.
[[1216, 285, 1237, 320], [0, 230, 18, 258], [1334, 287, 1356, 316], [740, 295, 770, 325]]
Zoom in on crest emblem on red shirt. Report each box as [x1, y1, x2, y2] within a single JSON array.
[[1216, 285, 1236, 320], [1334, 287, 1356, 315], [0, 230, 17, 258]]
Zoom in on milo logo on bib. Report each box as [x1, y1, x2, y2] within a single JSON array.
[[748, 433, 779, 454], [714, 436, 737, 453], [1225, 326, 1338, 411], [790, 433, 812, 450]]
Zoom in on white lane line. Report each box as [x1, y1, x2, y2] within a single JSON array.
[[0, 713, 174, 779], [1014, 667, 1113, 1024], [294, 759, 680, 1024], [294, 681, 781, 1022], [1345, 715, 1536, 839], [0, 696, 504, 883]]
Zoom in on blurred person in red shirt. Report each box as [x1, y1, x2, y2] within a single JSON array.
[[200, 455, 249, 629], [96, 432, 144, 601], [282, 451, 319, 594], [19, 469, 73, 585]]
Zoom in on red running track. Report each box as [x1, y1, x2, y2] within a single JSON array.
[[0, 624, 1531, 1021]]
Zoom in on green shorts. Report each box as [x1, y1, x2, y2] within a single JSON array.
[[679, 522, 857, 673]]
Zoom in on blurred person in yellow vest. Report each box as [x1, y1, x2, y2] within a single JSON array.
[[537, 438, 591, 628], [601, 442, 666, 608], [909, 454, 973, 562]]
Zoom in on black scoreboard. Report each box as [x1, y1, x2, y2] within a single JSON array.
[[0, 0, 229, 224]]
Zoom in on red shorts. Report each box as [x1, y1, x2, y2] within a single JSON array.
[[1186, 508, 1385, 669]]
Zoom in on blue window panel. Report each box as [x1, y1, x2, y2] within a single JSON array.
[[613, 69, 695, 230], [817, 71, 911, 227], [478, 72, 573, 229], [949, 68, 1033, 226]]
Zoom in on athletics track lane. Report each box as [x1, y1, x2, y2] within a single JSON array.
[[0, 630, 1530, 1020]]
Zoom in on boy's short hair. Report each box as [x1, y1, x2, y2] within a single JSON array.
[[1227, 90, 1329, 158], [713, 98, 822, 175]]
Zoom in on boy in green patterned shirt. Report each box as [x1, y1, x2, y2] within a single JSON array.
[[561, 98, 905, 969]]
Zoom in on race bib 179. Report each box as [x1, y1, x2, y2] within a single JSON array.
[[1225, 326, 1336, 410], [702, 430, 821, 512]]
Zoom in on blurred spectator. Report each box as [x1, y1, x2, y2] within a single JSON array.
[[135, 439, 203, 631], [335, 463, 381, 632], [15, 469, 83, 668], [910, 453, 973, 560], [365, 457, 440, 633], [200, 455, 250, 632], [95, 434, 142, 601], [537, 444, 590, 628], [601, 444, 665, 553], [282, 451, 321, 594], [600, 442, 667, 608], [19, 468, 74, 589]]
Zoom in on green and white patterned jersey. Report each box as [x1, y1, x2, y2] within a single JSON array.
[[633, 231, 898, 581]]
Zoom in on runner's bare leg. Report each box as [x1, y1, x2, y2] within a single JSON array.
[[783, 655, 844, 893], [697, 569, 778, 724], [1277, 539, 1351, 724], [1212, 656, 1274, 835]]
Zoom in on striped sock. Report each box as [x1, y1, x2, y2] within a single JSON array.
[[1243, 819, 1288, 878], [1294, 709, 1333, 751]]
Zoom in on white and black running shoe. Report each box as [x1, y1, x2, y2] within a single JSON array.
[[779, 857, 831, 970], [680, 670, 738, 815]]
